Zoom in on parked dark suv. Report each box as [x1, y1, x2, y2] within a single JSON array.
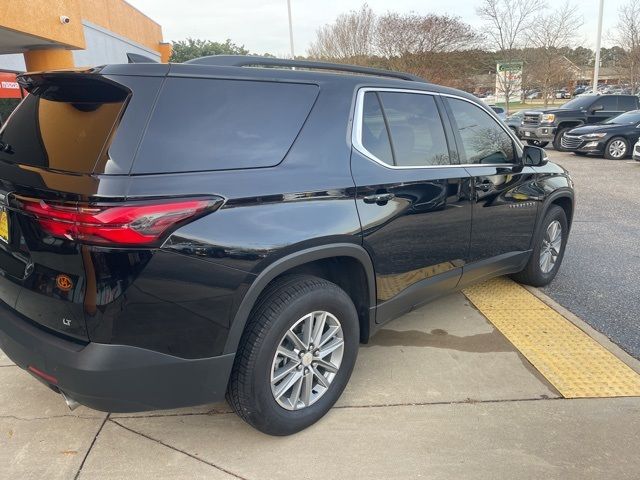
[[519, 94, 640, 150], [0, 56, 574, 435]]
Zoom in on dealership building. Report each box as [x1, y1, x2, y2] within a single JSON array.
[[0, 0, 168, 120]]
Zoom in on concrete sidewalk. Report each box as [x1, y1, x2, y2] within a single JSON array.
[[2, 292, 639, 480]]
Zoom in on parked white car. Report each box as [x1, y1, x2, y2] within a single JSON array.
[[633, 139, 640, 162]]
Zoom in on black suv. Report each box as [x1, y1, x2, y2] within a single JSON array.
[[0, 56, 574, 435], [520, 94, 640, 150]]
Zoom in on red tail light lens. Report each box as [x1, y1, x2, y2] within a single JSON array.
[[16, 196, 221, 246]]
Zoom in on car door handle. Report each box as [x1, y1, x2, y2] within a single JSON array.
[[363, 192, 395, 205]]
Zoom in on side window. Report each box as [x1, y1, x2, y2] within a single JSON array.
[[446, 98, 515, 165], [591, 96, 618, 111], [617, 96, 638, 111], [361, 92, 394, 165], [360, 91, 450, 167], [133, 78, 319, 173], [378, 92, 450, 167]]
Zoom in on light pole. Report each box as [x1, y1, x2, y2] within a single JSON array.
[[287, 0, 295, 59], [592, 0, 604, 90]]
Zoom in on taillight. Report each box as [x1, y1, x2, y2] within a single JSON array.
[[14, 196, 221, 246]]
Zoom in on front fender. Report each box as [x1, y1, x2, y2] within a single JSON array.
[[531, 164, 575, 242]]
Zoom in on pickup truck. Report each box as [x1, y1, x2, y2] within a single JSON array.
[[519, 94, 640, 150]]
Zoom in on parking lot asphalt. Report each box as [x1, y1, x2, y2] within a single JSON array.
[[3, 289, 640, 480], [541, 149, 640, 359]]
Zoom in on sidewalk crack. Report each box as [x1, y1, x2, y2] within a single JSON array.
[[0, 414, 101, 421], [110, 418, 250, 480], [113, 408, 233, 420], [334, 396, 563, 410], [73, 413, 109, 480]]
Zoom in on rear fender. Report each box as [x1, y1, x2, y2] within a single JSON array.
[[223, 243, 376, 355]]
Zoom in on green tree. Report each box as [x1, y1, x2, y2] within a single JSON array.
[[563, 46, 594, 68], [599, 46, 627, 68], [169, 38, 249, 63]]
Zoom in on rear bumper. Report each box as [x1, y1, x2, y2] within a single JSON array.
[[520, 125, 556, 142], [0, 301, 235, 412]]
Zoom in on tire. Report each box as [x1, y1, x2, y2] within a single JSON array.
[[512, 205, 568, 287], [573, 151, 589, 156], [226, 275, 359, 435], [553, 128, 572, 151], [604, 136, 629, 160], [526, 140, 549, 148]]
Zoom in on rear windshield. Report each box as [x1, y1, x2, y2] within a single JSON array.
[[0, 78, 128, 174], [131, 78, 319, 174]]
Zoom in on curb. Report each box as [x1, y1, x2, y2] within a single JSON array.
[[524, 285, 640, 375]]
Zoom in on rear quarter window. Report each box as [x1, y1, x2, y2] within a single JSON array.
[[132, 78, 319, 174]]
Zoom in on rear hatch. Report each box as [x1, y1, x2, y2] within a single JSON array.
[[0, 69, 167, 340], [0, 66, 316, 343]]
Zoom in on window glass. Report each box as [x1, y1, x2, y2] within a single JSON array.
[[0, 82, 127, 174], [605, 111, 640, 124], [561, 95, 598, 110], [378, 92, 450, 166], [447, 98, 515, 164], [361, 92, 394, 165], [133, 78, 319, 173], [591, 96, 618, 111], [617, 96, 638, 111], [0, 99, 21, 126]]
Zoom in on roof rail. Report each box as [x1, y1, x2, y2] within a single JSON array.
[[183, 55, 426, 83]]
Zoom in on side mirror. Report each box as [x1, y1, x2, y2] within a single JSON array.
[[590, 104, 604, 113], [522, 145, 548, 166]]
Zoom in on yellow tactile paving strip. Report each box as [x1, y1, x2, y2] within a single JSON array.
[[464, 277, 640, 398]]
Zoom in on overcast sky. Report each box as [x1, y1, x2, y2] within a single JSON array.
[[128, 0, 628, 57]]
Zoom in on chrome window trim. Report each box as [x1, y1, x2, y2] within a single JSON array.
[[351, 87, 523, 170]]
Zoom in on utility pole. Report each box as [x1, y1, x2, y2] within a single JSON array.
[[287, 0, 295, 59], [592, 0, 604, 90]]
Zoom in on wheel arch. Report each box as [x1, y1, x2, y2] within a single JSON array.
[[549, 193, 574, 228], [533, 189, 575, 243], [223, 243, 376, 355], [557, 121, 583, 131]]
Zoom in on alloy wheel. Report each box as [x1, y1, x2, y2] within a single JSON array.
[[270, 311, 344, 410], [608, 140, 627, 159], [539, 220, 562, 274]]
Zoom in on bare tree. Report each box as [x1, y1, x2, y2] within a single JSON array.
[[477, 0, 546, 112], [307, 4, 376, 61], [528, 2, 582, 106], [613, 0, 640, 93], [375, 12, 482, 57], [306, 4, 484, 89]]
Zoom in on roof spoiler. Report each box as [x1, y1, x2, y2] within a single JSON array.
[[127, 53, 159, 64]]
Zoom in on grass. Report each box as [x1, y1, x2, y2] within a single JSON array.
[[494, 100, 568, 112]]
